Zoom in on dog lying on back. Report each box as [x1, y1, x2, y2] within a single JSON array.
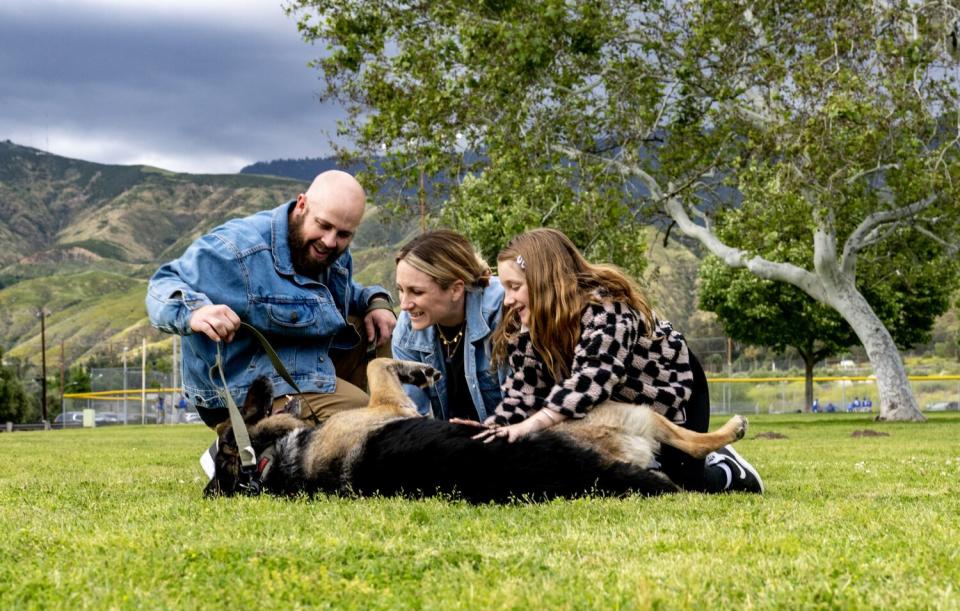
[[204, 358, 747, 503]]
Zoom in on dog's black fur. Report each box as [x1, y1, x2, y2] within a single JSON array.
[[283, 418, 675, 502], [206, 376, 678, 502]]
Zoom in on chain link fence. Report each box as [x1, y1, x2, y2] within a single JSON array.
[[58, 367, 200, 426]]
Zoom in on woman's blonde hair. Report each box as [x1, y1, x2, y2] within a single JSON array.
[[492, 228, 654, 381], [395, 230, 491, 290]]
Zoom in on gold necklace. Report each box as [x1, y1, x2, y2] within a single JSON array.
[[436, 323, 465, 360]]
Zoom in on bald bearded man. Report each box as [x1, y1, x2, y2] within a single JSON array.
[[147, 170, 396, 427]]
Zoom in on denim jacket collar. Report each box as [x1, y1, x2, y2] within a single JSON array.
[[271, 200, 298, 277]]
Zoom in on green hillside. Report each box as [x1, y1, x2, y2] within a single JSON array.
[[0, 272, 149, 364], [0, 141, 409, 369], [0, 140, 303, 266]]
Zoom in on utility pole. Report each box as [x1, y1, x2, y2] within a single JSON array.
[[59, 340, 65, 417], [141, 337, 147, 425], [37, 308, 49, 422], [122, 346, 128, 425]]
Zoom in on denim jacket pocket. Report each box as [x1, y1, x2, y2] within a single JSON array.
[[266, 299, 318, 329]]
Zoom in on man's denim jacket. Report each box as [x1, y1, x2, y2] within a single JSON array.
[[391, 277, 506, 421], [146, 201, 387, 414]]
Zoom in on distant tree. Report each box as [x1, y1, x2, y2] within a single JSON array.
[[0, 349, 36, 423], [56, 366, 92, 395], [289, 0, 960, 420]]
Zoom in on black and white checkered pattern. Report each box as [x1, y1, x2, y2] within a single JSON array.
[[493, 299, 694, 425]]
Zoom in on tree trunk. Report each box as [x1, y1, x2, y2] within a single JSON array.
[[827, 287, 926, 421], [798, 348, 815, 413]]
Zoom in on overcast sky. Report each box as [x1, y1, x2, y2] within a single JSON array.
[[0, 0, 345, 174]]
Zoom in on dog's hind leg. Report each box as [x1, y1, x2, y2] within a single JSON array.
[[648, 412, 747, 459], [366, 358, 440, 416]]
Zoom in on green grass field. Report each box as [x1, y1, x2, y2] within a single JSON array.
[[2, 413, 958, 609]]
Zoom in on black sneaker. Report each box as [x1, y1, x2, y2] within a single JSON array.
[[706, 445, 765, 494]]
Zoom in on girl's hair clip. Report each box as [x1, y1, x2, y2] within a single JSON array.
[[516, 255, 526, 270]]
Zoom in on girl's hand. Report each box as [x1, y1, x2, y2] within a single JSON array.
[[449, 418, 486, 429], [471, 412, 553, 443]]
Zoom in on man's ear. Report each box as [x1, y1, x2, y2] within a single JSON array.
[[294, 193, 307, 214]]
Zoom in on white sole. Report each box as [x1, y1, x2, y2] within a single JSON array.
[[722, 444, 765, 494]]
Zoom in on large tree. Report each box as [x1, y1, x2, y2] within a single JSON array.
[[288, 0, 960, 420], [699, 236, 959, 411]]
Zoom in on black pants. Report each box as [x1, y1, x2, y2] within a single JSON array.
[[657, 351, 711, 491]]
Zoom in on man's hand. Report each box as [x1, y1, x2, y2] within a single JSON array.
[[189, 304, 242, 342], [364, 308, 396, 347]]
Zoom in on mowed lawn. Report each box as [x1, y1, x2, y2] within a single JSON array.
[[1, 413, 958, 609]]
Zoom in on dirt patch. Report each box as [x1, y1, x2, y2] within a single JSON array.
[[753, 431, 788, 440], [851, 429, 889, 437]]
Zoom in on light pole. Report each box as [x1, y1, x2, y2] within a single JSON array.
[[36, 308, 49, 422], [122, 346, 128, 425]]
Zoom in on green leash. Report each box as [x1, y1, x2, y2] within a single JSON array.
[[211, 322, 303, 471]]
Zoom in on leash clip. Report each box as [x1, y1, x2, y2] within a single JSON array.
[[237, 465, 262, 496]]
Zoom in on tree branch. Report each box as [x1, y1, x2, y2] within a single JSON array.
[[661, 194, 826, 301], [914, 225, 960, 256], [841, 195, 938, 274]]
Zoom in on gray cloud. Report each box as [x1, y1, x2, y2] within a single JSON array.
[[0, 2, 344, 173]]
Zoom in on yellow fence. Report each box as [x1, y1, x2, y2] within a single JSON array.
[[708, 375, 960, 413], [60, 377, 960, 418]]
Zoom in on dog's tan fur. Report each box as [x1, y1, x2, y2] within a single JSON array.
[[556, 401, 747, 468]]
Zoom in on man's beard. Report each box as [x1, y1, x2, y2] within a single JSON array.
[[288, 213, 344, 278]]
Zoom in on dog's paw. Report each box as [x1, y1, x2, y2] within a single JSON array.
[[394, 361, 441, 388], [732, 414, 748, 440], [278, 395, 303, 418]]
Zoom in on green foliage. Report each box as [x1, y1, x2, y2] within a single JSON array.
[[0, 348, 36, 422], [699, 233, 960, 359], [55, 366, 92, 395], [1, 417, 959, 607], [288, 0, 654, 274], [291, 1, 960, 370], [699, 256, 856, 358]]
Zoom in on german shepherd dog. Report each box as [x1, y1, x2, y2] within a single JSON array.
[[204, 358, 747, 502]]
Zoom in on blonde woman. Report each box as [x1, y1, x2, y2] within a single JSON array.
[[392, 230, 506, 421], [473, 228, 763, 494]]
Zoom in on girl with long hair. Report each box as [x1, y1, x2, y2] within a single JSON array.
[[473, 228, 763, 493]]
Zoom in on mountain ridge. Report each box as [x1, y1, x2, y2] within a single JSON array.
[[0, 140, 411, 370]]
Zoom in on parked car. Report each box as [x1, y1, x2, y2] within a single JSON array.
[[183, 412, 203, 424], [926, 401, 959, 412], [53, 411, 84, 427], [95, 412, 123, 426]]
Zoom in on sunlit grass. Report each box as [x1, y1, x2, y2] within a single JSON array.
[[2, 413, 958, 609]]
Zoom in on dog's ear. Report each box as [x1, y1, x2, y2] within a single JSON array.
[[241, 376, 274, 424], [203, 438, 241, 497]]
